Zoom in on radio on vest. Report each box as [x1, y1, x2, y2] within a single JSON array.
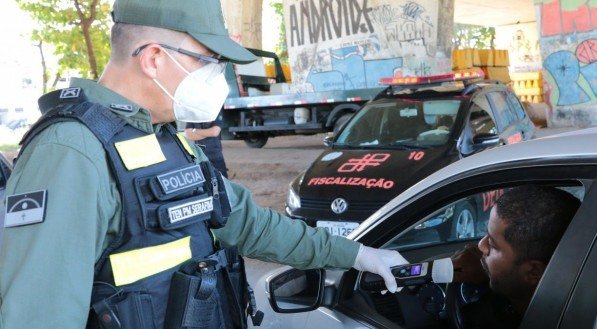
[[361, 258, 453, 291]]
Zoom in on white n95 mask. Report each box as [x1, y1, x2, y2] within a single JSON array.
[[154, 51, 230, 123]]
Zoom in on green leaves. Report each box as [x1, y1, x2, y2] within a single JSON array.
[[16, 0, 111, 86], [453, 23, 496, 50]]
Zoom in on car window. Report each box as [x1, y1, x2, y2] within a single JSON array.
[[506, 92, 527, 120], [384, 185, 585, 252], [486, 91, 517, 128], [336, 99, 461, 148], [468, 96, 497, 135]]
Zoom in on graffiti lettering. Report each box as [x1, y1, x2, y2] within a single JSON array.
[[383, 21, 432, 44], [288, 0, 374, 47], [401, 2, 425, 21], [576, 39, 597, 64], [540, 0, 596, 37], [370, 5, 400, 25], [409, 61, 432, 76], [307, 176, 395, 189]]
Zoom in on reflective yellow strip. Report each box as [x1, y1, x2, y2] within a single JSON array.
[[110, 236, 192, 286], [114, 134, 166, 170], [177, 133, 196, 157]]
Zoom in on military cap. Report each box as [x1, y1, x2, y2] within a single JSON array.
[[112, 0, 257, 64]]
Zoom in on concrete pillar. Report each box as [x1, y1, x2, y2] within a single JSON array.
[[437, 0, 455, 61], [221, 0, 263, 49]]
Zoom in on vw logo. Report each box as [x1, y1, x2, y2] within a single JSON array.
[[331, 198, 348, 214]]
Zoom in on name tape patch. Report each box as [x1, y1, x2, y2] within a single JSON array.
[[168, 197, 213, 224], [157, 165, 205, 195], [4, 190, 47, 228]]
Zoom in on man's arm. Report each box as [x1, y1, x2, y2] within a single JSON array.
[[212, 179, 408, 292], [0, 123, 119, 328], [184, 122, 221, 141], [213, 179, 360, 269]]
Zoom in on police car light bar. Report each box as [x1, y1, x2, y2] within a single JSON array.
[[379, 69, 485, 86]]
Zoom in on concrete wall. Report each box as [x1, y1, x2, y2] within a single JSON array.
[[535, 0, 596, 127], [282, 0, 453, 92], [495, 22, 542, 73], [221, 0, 263, 49]]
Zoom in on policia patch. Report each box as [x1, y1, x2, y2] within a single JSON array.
[[4, 190, 47, 228]]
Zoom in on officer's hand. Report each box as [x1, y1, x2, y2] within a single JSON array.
[[451, 244, 488, 284], [352, 245, 408, 293]]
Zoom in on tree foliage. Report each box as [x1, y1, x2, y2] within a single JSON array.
[[16, 0, 112, 86], [453, 23, 496, 49], [270, 0, 288, 63]]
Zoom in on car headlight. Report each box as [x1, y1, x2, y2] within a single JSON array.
[[287, 186, 301, 210]]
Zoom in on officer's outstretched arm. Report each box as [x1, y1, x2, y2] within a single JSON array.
[[212, 179, 407, 293]]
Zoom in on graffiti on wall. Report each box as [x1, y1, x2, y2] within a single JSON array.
[[307, 45, 403, 90], [538, 0, 596, 37], [536, 0, 596, 122], [543, 43, 595, 106], [495, 23, 542, 72], [287, 0, 375, 47], [284, 0, 440, 92]]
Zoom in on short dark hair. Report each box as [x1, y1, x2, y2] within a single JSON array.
[[110, 23, 187, 64], [495, 185, 581, 264]]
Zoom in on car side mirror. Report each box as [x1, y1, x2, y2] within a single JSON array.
[[267, 268, 325, 313], [472, 132, 500, 150], [323, 135, 334, 147]]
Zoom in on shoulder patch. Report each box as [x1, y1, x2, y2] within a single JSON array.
[[110, 104, 134, 112], [4, 190, 47, 228], [59, 88, 81, 99]]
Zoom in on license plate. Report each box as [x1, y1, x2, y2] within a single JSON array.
[[317, 220, 360, 237]]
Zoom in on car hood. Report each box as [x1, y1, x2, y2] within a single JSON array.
[[298, 146, 454, 202]]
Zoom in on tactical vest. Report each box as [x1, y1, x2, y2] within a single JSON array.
[[19, 88, 262, 329]]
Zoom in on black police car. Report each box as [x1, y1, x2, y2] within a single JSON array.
[[286, 71, 535, 237]]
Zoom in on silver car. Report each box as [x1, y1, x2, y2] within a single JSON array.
[[254, 128, 597, 329]]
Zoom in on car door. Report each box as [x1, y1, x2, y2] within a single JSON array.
[[522, 181, 597, 328], [485, 89, 525, 144], [457, 92, 500, 156], [505, 91, 535, 140], [302, 162, 596, 329]]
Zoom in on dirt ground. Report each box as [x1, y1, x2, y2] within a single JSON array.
[[223, 134, 327, 212], [222, 134, 329, 285]]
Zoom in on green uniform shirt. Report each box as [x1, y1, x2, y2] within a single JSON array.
[[0, 79, 360, 328]]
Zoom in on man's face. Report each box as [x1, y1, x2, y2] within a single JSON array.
[[477, 207, 526, 297], [151, 37, 216, 122]]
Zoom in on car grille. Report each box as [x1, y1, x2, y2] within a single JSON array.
[[300, 198, 386, 212]]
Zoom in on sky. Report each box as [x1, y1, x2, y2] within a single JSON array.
[[0, 0, 43, 121]]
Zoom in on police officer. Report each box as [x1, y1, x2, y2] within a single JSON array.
[[0, 0, 407, 328], [185, 118, 229, 178]]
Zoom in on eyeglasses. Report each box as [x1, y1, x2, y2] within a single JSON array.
[[132, 43, 229, 67]]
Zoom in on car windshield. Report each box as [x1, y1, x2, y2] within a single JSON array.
[[335, 99, 461, 149]]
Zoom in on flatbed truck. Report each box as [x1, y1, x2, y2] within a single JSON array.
[[221, 48, 384, 148]]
